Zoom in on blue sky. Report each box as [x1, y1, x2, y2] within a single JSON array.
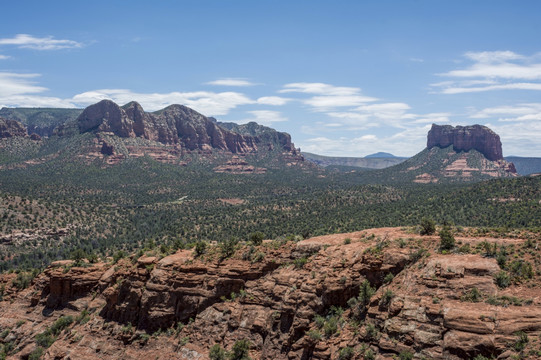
[[1, 0, 541, 156]]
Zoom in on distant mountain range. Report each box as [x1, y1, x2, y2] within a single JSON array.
[[302, 152, 407, 170]]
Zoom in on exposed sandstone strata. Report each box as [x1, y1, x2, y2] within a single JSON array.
[[1, 228, 540, 359], [0, 117, 27, 138], [427, 124, 503, 161], [76, 100, 299, 156]]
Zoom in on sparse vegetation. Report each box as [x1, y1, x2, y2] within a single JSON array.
[[439, 225, 455, 251], [420, 218, 436, 235], [229, 339, 251, 360]]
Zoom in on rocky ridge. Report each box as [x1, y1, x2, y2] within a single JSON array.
[[1, 228, 540, 359], [77, 100, 299, 156]]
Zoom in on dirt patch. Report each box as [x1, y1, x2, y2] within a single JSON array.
[[218, 198, 245, 205]]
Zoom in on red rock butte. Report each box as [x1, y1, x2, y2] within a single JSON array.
[[427, 124, 503, 161]]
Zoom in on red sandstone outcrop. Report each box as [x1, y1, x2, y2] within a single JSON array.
[[0, 117, 27, 138], [76, 100, 298, 156], [1, 228, 540, 359], [427, 124, 503, 161]]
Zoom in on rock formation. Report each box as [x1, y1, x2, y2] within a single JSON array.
[[1, 228, 540, 359], [427, 124, 503, 161], [76, 100, 298, 155], [0, 117, 27, 138]]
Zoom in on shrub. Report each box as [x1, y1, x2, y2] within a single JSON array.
[[358, 280, 375, 308], [28, 347, 44, 360], [409, 248, 428, 263], [509, 260, 534, 280], [495, 271, 511, 288], [513, 331, 528, 352], [379, 289, 394, 309], [12, 271, 35, 290], [229, 339, 251, 360], [323, 316, 339, 337], [293, 257, 308, 269], [383, 273, 394, 284], [220, 238, 238, 259], [439, 226, 455, 251], [70, 248, 87, 265], [461, 287, 482, 303], [419, 218, 436, 235], [364, 349, 375, 360], [338, 346, 354, 360], [399, 351, 414, 360], [209, 344, 227, 360], [35, 331, 55, 348], [194, 241, 207, 257], [307, 329, 322, 342], [113, 250, 125, 264], [365, 323, 378, 340], [314, 315, 325, 329], [50, 315, 74, 335], [249, 232, 264, 246], [343, 238, 351, 245]]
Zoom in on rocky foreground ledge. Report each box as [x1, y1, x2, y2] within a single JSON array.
[[1, 228, 541, 359]]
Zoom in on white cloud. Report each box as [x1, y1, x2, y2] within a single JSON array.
[[71, 89, 254, 115], [256, 96, 291, 105], [300, 125, 430, 157], [0, 95, 75, 109], [407, 113, 451, 124], [441, 82, 541, 94], [464, 51, 524, 63], [436, 51, 541, 94], [323, 103, 443, 130], [0, 72, 255, 115], [235, 110, 287, 126], [304, 95, 377, 109], [0, 55, 10, 60], [0, 72, 47, 97], [360, 134, 377, 141], [488, 121, 541, 156], [280, 82, 362, 96], [356, 103, 411, 119], [470, 103, 541, 123], [279, 82, 377, 112], [205, 78, 256, 87], [0, 34, 82, 50]]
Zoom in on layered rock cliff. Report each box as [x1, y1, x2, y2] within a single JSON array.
[[77, 100, 297, 155], [1, 228, 540, 360], [0, 117, 27, 138], [427, 124, 503, 161]]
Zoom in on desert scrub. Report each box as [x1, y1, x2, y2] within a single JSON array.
[[495, 271, 511, 288]]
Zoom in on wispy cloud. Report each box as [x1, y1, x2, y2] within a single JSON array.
[[470, 103, 541, 122], [71, 89, 254, 115], [0, 72, 47, 97], [0, 54, 10, 60], [440, 83, 541, 94], [434, 51, 541, 94], [280, 82, 363, 96], [256, 96, 291, 106], [205, 78, 257, 87], [0, 72, 256, 115], [280, 82, 377, 111], [0, 34, 82, 50], [235, 110, 288, 126]]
